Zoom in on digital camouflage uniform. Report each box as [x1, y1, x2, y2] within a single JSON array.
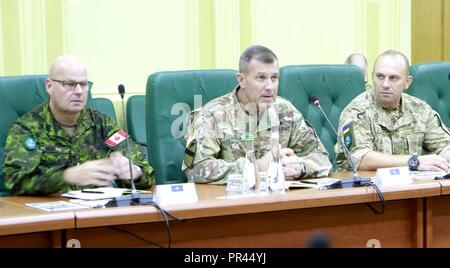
[[182, 87, 332, 184], [3, 102, 154, 195], [335, 90, 450, 171]]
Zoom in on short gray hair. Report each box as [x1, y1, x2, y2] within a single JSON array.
[[344, 53, 367, 65], [239, 45, 278, 73]]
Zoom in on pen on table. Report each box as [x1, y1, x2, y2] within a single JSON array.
[[299, 180, 318, 185], [435, 173, 450, 180], [81, 190, 104, 194]]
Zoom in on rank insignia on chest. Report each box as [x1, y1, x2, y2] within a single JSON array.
[[342, 123, 353, 150], [23, 136, 37, 150]]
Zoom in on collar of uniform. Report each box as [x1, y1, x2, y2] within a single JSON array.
[[368, 90, 393, 131], [232, 86, 280, 134], [41, 102, 69, 139], [392, 94, 413, 129], [42, 101, 95, 138], [76, 107, 96, 133], [371, 91, 411, 131], [365, 84, 374, 91]]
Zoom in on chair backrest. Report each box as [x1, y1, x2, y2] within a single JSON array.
[[0, 75, 113, 196], [92, 97, 117, 123], [146, 69, 238, 184], [126, 95, 149, 161], [408, 61, 450, 128], [0, 75, 47, 195], [278, 64, 365, 168]]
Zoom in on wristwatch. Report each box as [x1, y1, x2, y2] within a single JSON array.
[[408, 155, 420, 171]]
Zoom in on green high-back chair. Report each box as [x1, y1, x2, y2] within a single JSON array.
[[408, 61, 450, 128], [126, 95, 149, 161], [146, 69, 238, 184], [0, 75, 116, 196], [92, 97, 117, 123], [278, 64, 366, 168]]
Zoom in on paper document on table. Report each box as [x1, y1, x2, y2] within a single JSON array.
[[286, 178, 341, 190], [61, 187, 129, 200], [410, 171, 447, 180], [69, 199, 112, 208], [26, 201, 90, 212]]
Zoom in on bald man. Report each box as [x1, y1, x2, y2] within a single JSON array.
[[335, 50, 450, 172], [3, 55, 154, 195], [345, 53, 372, 91]]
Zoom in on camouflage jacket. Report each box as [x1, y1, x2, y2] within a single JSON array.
[[3, 102, 154, 195], [335, 90, 450, 171], [182, 87, 332, 184], [365, 84, 373, 91]]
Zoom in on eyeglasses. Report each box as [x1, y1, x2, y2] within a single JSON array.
[[51, 79, 92, 90]]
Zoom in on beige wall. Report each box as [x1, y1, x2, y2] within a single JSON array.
[[0, 0, 413, 125]]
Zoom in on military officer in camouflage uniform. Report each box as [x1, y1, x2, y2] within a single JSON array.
[[3, 55, 154, 195], [335, 50, 450, 171], [182, 45, 332, 184], [345, 53, 373, 91]]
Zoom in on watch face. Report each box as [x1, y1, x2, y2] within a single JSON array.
[[409, 156, 419, 170]]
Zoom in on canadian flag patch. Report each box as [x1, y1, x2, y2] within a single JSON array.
[[105, 130, 128, 147]]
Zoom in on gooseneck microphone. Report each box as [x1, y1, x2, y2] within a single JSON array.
[[311, 96, 370, 186], [107, 85, 153, 206], [118, 84, 137, 193]]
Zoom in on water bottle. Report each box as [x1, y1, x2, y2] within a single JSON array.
[[242, 133, 260, 194], [267, 128, 286, 194]]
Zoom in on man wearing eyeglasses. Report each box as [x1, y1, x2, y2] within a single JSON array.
[[3, 55, 154, 195]]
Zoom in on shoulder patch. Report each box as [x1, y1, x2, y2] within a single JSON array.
[[434, 113, 450, 136], [23, 136, 37, 151], [342, 123, 353, 150], [184, 140, 197, 168]]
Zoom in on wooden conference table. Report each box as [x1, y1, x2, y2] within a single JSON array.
[[0, 195, 74, 247], [0, 171, 447, 248], [427, 179, 450, 247]]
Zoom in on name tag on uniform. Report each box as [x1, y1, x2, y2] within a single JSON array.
[[154, 183, 198, 207], [374, 166, 413, 186]]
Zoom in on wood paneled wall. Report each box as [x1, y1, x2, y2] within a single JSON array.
[[412, 0, 450, 63]]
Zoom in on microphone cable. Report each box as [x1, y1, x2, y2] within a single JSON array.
[[362, 181, 385, 215], [149, 201, 183, 248], [109, 202, 183, 248], [110, 226, 166, 248], [112, 84, 184, 247], [310, 96, 385, 214]]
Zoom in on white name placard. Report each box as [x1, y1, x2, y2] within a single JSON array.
[[154, 183, 198, 207], [374, 166, 413, 186]]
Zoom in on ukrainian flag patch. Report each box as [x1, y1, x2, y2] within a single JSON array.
[[342, 123, 353, 150]]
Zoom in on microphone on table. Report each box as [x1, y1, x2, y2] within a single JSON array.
[[108, 84, 153, 207], [311, 96, 371, 187]]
